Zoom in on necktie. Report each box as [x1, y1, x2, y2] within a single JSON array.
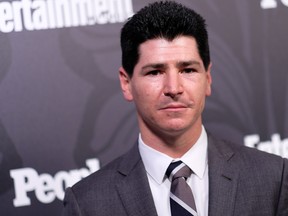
[[166, 161, 198, 216]]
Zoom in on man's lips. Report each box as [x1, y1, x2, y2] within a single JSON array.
[[159, 103, 188, 110]]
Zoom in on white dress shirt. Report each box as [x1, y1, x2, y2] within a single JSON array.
[[138, 126, 209, 216]]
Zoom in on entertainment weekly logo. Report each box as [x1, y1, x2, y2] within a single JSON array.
[[0, 0, 133, 33], [261, 0, 288, 8], [245, 134, 288, 158], [10, 158, 100, 207]]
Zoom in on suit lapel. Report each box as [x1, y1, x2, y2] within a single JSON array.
[[116, 144, 158, 216], [207, 135, 239, 216], [114, 135, 240, 216]]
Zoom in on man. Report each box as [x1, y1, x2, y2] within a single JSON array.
[[62, 1, 288, 216]]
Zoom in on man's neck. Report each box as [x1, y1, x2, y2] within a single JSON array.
[[140, 125, 203, 158]]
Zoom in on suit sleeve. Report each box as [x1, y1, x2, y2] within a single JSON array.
[[62, 187, 83, 216], [276, 158, 288, 216]]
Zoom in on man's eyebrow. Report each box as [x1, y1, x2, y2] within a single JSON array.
[[176, 60, 201, 67], [141, 61, 201, 70], [141, 63, 167, 70]]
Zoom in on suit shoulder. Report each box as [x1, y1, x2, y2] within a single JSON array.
[[62, 148, 142, 214], [217, 137, 287, 175], [68, 144, 142, 199], [232, 141, 283, 162], [69, 153, 126, 197], [210, 134, 282, 159]]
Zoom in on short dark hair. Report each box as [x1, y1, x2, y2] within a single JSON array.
[[120, 1, 210, 77]]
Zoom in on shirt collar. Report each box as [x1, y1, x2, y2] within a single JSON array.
[[139, 126, 208, 184], [181, 127, 208, 179], [138, 135, 172, 184]]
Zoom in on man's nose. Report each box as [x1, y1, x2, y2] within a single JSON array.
[[163, 72, 184, 98]]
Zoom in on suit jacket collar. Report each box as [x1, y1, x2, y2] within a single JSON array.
[[115, 135, 240, 216], [207, 134, 239, 216], [116, 144, 158, 216]]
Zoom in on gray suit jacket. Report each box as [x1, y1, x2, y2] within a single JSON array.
[[62, 135, 288, 216]]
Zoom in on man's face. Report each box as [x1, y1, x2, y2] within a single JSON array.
[[119, 36, 212, 140]]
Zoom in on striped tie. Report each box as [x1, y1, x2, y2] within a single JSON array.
[[166, 161, 198, 216]]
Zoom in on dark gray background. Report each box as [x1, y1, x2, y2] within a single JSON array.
[[0, 0, 287, 215]]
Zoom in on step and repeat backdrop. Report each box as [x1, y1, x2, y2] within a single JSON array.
[[0, 0, 287, 215]]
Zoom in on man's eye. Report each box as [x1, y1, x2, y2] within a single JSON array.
[[182, 68, 197, 73], [147, 70, 161, 76]]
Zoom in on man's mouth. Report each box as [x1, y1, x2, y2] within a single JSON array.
[[160, 103, 188, 110]]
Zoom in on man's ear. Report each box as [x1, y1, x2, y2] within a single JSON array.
[[205, 63, 212, 96], [119, 67, 133, 101]]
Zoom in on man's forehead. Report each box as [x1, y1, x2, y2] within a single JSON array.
[[138, 37, 200, 58]]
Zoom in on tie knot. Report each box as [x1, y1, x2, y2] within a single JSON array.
[[166, 161, 192, 181]]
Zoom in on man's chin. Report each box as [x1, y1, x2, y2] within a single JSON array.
[[160, 125, 189, 136]]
